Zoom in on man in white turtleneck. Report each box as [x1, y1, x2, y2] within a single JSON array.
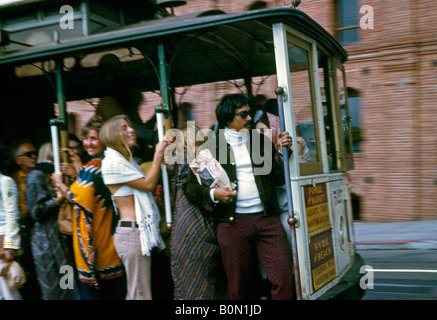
[[221, 126, 264, 214], [184, 93, 295, 300]]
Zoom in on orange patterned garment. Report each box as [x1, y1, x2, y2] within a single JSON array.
[[69, 158, 123, 288]]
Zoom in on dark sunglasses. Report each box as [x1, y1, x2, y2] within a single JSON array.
[[19, 150, 37, 158], [234, 111, 250, 119]]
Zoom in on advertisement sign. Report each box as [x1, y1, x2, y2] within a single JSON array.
[[304, 183, 330, 233], [304, 183, 336, 291], [309, 229, 336, 291]]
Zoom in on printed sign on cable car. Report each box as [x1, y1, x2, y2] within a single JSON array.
[[304, 183, 330, 233], [309, 229, 336, 291], [304, 182, 336, 290]]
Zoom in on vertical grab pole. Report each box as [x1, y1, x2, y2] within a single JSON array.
[[49, 120, 62, 197], [276, 87, 302, 300], [55, 61, 69, 164], [49, 120, 61, 197], [50, 60, 68, 187], [155, 108, 172, 229], [157, 42, 172, 229], [49, 120, 61, 174]]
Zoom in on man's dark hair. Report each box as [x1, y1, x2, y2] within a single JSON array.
[[215, 93, 250, 129]]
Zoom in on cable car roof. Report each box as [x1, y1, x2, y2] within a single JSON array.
[[0, 6, 347, 100]]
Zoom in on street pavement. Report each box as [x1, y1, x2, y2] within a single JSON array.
[[353, 220, 437, 250]]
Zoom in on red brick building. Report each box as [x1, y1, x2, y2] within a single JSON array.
[[66, 0, 437, 221]]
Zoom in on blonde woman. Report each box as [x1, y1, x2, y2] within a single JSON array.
[[99, 115, 171, 300], [168, 124, 227, 299]]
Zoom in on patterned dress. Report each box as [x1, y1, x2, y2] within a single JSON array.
[[69, 158, 124, 291], [25, 162, 80, 300], [168, 159, 227, 300]]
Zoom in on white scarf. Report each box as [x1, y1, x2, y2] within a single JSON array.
[[223, 127, 249, 146], [101, 147, 165, 256]]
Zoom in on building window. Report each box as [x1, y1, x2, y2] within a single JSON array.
[[347, 88, 362, 153], [335, 0, 360, 46]]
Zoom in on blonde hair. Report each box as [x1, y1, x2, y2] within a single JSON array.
[[99, 114, 133, 160], [37, 142, 54, 163]]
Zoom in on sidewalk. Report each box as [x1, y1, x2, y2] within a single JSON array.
[[353, 220, 437, 250]]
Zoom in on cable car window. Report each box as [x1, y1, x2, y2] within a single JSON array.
[[347, 89, 362, 153], [287, 38, 323, 175], [318, 56, 337, 172], [336, 66, 354, 169]]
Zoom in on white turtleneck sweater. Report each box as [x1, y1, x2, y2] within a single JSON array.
[[223, 127, 264, 214]]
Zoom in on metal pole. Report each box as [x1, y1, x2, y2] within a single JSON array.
[[155, 109, 172, 229], [275, 86, 302, 300], [157, 42, 173, 230], [55, 61, 68, 164], [49, 119, 61, 197], [50, 120, 61, 174]]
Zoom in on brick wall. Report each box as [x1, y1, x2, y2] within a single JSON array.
[[67, 0, 437, 221]]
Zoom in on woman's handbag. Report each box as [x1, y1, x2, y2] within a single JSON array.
[[58, 201, 73, 235]]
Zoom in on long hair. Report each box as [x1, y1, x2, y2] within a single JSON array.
[[99, 114, 133, 160], [215, 93, 250, 129]]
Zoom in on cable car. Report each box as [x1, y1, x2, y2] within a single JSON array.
[[0, 0, 365, 300]]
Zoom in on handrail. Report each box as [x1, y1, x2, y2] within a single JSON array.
[[276, 86, 302, 300]]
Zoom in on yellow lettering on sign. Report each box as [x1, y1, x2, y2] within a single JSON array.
[[309, 229, 336, 292], [306, 203, 330, 233], [305, 183, 330, 233], [312, 259, 336, 291]]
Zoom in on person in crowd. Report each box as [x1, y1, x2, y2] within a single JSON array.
[[68, 133, 89, 165], [25, 142, 80, 300], [13, 139, 41, 300], [167, 124, 227, 300], [60, 134, 87, 185], [53, 116, 126, 300], [254, 99, 310, 163], [263, 98, 279, 117], [0, 149, 22, 300], [13, 140, 37, 219], [58, 134, 84, 269], [99, 114, 171, 300], [183, 93, 295, 300]]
